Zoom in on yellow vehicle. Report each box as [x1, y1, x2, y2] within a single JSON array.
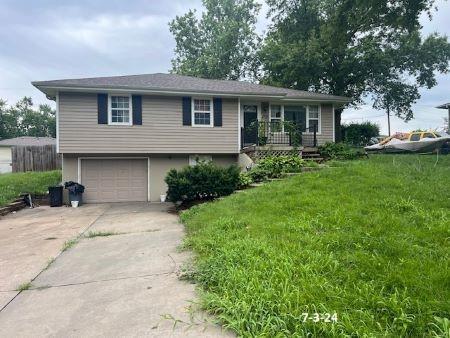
[[408, 131, 440, 141]]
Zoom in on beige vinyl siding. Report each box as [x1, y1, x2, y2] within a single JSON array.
[[59, 93, 239, 154], [317, 104, 334, 145], [62, 154, 237, 202]]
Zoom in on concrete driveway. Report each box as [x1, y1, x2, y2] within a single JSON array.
[[0, 203, 229, 337]]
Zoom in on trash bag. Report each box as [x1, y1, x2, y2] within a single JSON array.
[[64, 181, 85, 194]]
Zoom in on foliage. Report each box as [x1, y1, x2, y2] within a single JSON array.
[[165, 162, 240, 202], [256, 155, 305, 178], [342, 122, 380, 146], [237, 172, 253, 189], [0, 170, 61, 207], [247, 166, 271, 183], [180, 155, 450, 336], [169, 0, 261, 80], [259, 0, 450, 127], [0, 97, 56, 139], [319, 142, 364, 160]]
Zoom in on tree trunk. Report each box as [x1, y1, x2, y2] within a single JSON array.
[[334, 108, 343, 142], [387, 107, 391, 136]]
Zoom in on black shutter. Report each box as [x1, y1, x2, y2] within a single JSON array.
[[213, 97, 222, 127], [97, 93, 108, 124], [132, 95, 142, 125], [182, 97, 191, 125]]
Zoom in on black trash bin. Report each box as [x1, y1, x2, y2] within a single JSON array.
[[64, 181, 85, 206], [48, 186, 63, 207]]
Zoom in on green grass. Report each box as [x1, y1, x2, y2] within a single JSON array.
[[0, 170, 61, 207], [181, 155, 450, 337]]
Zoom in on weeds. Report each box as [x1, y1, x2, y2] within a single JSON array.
[[62, 238, 78, 252], [16, 282, 32, 291], [84, 231, 121, 238], [181, 155, 450, 337]]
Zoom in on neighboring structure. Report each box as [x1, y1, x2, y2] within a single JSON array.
[[0, 137, 56, 173], [436, 103, 450, 132], [33, 73, 351, 203]]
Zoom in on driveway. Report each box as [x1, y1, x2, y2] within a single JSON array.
[[0, 203, 229, 337]]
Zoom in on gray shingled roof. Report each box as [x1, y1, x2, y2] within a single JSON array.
[[33, 73, 351, 102], [0, 137, 56, 147]]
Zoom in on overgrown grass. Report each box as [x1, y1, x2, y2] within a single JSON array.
[[0, 170, 61, 207], [181, 155, 450, 337]]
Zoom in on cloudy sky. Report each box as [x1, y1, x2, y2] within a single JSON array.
[[0, 0, 449, 134]]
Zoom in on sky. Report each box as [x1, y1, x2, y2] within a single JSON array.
[[0, 0, 449, 135]]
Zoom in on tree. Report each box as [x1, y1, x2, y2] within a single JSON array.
[[0, 97, 56, 140], [169, 0, 261, 80], [260, 0, 450, 140]]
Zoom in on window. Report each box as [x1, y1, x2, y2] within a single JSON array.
[[410, 133, 421, 141], [423, 133, 436, 139], [308, 105, 320, 132], [189, 155, 212, 166], [109, 95, 132, 125], [192, 99, 213, 127], [270, 105, 282, 132]]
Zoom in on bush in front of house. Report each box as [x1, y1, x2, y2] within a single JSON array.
[[237, 172, 253, 189], [341, 122, 380, 146], [319, 142, 365, 160], [257, 155, 306, 178], [165, 162, 240, 203], [245, 156, 306, 183]]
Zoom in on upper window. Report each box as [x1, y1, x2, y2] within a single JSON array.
[[192, 99, 213, 127], [109, 95, 132, 125], [308, 105, 320, 132], [270, 105, 282, 132]]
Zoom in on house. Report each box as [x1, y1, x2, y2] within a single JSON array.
[[0, 137, 56, 173], [32, 73, 351, 203]]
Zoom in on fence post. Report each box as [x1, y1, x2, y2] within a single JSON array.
[[313, 125, 317, 147]]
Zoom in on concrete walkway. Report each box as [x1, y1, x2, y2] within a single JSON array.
[[0, 203, 229, 337]]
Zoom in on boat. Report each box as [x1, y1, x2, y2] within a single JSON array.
[[365, 131, 450, 153]]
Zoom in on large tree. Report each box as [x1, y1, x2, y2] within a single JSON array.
[[0, 97, 56, 140], [169, 0, 261, 80], [259, 0, 450, 139]]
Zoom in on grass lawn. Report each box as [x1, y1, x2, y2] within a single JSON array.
[[0, 170, 61, 207], [181, 155, 450, 337]]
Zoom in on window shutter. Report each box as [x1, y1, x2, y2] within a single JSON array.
[[182, 97, 191, 126], [213, 97, 222, 127], [97, 93, 108, 124], [132, 95, 142, 125]]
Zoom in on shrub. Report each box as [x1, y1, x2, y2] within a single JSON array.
[[246, 156, 306, 182], [165, 162, 240, 202], [319, 142, 365, 160], [237, 172, 253, 189], [257, 156, 305, 177], [341, 122, 380, 146]]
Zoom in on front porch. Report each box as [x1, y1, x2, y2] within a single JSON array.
[[240, 121, 318, 149]]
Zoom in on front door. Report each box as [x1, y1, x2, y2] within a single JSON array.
[[243, 105, 258, 145]]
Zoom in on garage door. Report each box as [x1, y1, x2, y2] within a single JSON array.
[[81, 159, 148, 203]]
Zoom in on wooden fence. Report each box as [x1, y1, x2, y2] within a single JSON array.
[[12, 145, 61, 172]]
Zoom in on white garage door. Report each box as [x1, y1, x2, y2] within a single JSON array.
[[81, 159, 148, 203]]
